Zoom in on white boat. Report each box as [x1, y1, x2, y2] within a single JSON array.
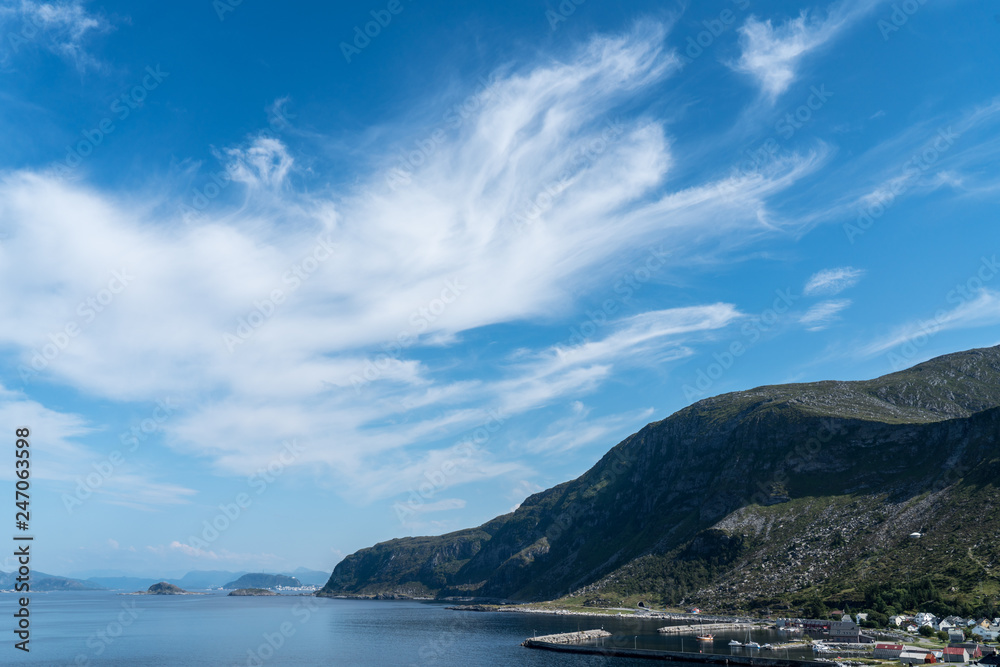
[[747, 642, 761, 650], [729, 640, 743, 647]]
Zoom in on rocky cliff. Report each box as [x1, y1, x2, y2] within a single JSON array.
[[320, 346, 1000, 613]]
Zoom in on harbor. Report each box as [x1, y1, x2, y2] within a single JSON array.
[[523, 631, 829, 666], [658, 623, 752, 635]]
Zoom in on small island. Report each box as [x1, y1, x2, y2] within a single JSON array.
[[126, 581, 202, 595], [228, 588, 278, 596]]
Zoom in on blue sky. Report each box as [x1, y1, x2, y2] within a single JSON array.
[[0, 0, 998, 579]]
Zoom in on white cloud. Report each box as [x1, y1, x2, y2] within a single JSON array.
[[0, 1, 111, 69], [848, 97, 1000, 216], [859, 290, 1000, 357], [164, 541, 284, 567], [0, 24, 824, 504], [518, 403, 656, 454], [799, 298, 851, 331], [731, 1, 877, 99], [804, 266, 864, 295], [221, 136, 294, 190]]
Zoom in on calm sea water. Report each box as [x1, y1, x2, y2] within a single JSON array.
[[1, 591, 811, 666]]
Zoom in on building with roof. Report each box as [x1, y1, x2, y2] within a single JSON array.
[[941, 647, 968, 663], [830, 617, 862, 642], [875, 644, 904, 659], [900, 650, 936, 665], [948, 643, 982, 659]]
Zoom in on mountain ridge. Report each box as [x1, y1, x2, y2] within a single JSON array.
[[319, 346, 1000, 614]]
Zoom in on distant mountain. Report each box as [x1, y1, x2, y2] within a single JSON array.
[[0, 571, 103, 591], [87, 576, 159, 591], [320, 345, 1000, 616], [282, 569, 329, 586], [171, 570, 246, 589], [223, 573, 302, 589], [77, 569, 324, 590]]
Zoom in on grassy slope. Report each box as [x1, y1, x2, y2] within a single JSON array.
[[320, 346, 1000, 612]]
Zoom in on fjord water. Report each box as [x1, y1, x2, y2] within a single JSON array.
[[3, 590, 777, 666]]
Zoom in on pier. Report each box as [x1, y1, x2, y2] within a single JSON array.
[[657, 623, 751, 634], [523, 638, 827, 666], [527, 630, 612, 644]]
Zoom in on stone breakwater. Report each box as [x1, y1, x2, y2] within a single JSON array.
[[658, 622, 751, 634], [522, 630, 612, 645]]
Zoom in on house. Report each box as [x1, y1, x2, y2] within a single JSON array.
[[949, 643, 982, 659], [948, 631, 966, 643], [938, 620, 957, 632], [982, 655, 1000, 666], [941, 647, 968, 663], [982, 646, 998, 657], [900, 650, 936, 665], [916, 613, 938, 627], [979, 618, 992, 628], [972, 625, 999, 641], [875, 644, 905, 659], [830, 616, 862, 642], [891, 615, 909, 627], [798, 619, 832, 636], [856, 613, 869, 622]]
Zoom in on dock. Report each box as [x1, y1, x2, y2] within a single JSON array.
[[523, 639, 827, 666], [657, 623, 751, 634], [525, 630, 612, 644]]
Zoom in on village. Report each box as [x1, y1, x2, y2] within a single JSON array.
[[775, 612, 1000, 666]]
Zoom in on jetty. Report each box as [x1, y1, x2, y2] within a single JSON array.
[[523, 637, 826, 667], [657, 622, 751, 634], [523, 630, 612, 645]]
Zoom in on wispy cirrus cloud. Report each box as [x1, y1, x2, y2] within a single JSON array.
[[804, 266, 864, 295], [518, 401, 655, 454], [731, 0, 880, 100], [799, 298, 851, 331], [859, 290, 1000, 357], [0, 23, 826, 508], [0, 0, 112, 69]]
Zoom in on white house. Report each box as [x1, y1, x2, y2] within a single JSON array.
[[938, 620, 956, 632], [915, 613, 937, 627], [891, 615, 909, 627], [972, 626, 1000, 641]]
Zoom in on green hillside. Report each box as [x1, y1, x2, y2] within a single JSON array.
[[320, 346, 1000, 615]]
